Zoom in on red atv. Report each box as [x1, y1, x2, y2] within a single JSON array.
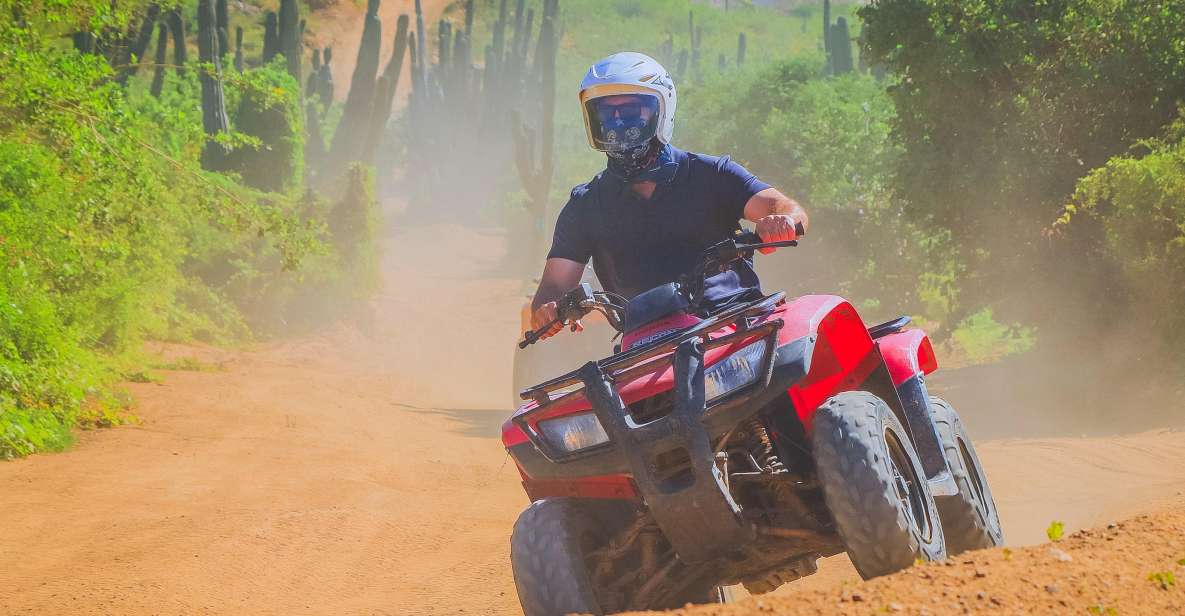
[[502, 230, 1003, 615]]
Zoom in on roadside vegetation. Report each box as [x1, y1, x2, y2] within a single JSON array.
[[0, 1, 379, 458], [6, 0, 1185, 456]]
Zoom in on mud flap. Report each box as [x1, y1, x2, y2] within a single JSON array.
[[577, 338, 755, 564]]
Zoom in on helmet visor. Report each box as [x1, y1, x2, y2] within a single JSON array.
[[584, 94, 661, 153]]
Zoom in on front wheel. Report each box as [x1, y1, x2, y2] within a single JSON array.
[[510, 499, 731, 615], [812, 391, 946, 579], [511, 498, 612, 616], [930, 397, 1004, 553]]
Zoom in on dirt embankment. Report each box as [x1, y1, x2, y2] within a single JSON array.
[[627, 509, 1185, 615]]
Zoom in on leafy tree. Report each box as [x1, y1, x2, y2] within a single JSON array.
[[858, 0, 1185, 330], [1060, 114, 1185, 341]]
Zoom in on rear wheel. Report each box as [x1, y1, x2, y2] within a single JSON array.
[[812, 391, 946, 579], [930, 397, 1004, 553]]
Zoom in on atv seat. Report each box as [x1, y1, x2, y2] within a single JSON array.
[[623, 283, 689, 333], [868, 315, 911, 339]]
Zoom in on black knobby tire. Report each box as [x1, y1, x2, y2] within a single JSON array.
[[511, 498, 611, 616], [510, 499, 729, 614], [812, 391, 946, 579], [930, 397, 1004, 553]]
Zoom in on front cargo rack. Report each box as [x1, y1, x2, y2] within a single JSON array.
[[519, 291, 786, 410]]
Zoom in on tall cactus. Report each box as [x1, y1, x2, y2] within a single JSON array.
[[830, 17, 853, 74], [278, 0, 301, 81], [316, 46, 335, 104], [234, 26, 244, 72], [117, 4, 160, 84], [489, 0, 508, 85], [263, 11, 279, 62], [459, 0, 475, 68], [131, 6, 161, 68], [438, 20, 453, 76], [823, 0, 831, 54], [415, 0, 428, 87], [329, 0, 383, 169], [216, 0, 228, 57], [362, 14, 410, 162], [197, 0, 230, 170], [150, 22, 168, 97], [166, 8, 187, 75], [308, 48, 322, 97], [72, 31, 95, 54]]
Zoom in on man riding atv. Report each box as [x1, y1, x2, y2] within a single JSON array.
[[530, 52, 809, 338], [505, 52, 1003, 616]]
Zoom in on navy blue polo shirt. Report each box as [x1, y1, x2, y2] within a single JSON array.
[[548, 146, 771, 309]]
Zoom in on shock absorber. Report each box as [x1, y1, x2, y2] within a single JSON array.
[[746, 418, 787, 474]]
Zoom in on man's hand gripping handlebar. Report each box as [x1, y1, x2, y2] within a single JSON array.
[[519, 283, 625, 349]]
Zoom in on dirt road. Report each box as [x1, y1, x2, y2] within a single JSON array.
[[2, 226, 1184, 615]]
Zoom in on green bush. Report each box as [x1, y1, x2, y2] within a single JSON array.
[[1060, 115, 1185, 344], [227, 58, 306, 194], [0, 7, 373, 458], [948, 308, 1035, 365]]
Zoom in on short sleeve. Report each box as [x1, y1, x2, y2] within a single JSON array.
[[546, 191, 593, 264], [713, 155, 772, 221]]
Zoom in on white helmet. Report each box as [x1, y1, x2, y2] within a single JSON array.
[[579, 52, 677, 153]]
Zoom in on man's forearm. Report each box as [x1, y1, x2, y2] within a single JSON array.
[[531, 281, 570, 312], [531, 258, 588, 312]]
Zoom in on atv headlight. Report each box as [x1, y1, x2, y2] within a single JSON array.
[[538, 412, 610, 453], [704, 340, 767, 402]]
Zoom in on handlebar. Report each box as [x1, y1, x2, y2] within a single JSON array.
[[518, 222, 805, 349]]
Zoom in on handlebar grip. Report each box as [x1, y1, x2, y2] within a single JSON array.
[[518, 317, 559, 349], [740, 221, 806, 245], [518, 329, 542, 349]]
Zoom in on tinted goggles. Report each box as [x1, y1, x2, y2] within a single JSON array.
[[584, 94, 660, 152], [592, 96, 659, 123]]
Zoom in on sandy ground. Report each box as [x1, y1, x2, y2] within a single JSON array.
[[1, 225, 1184, 615]]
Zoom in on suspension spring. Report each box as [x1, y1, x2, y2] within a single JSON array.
[[746, 417, 787, 474]]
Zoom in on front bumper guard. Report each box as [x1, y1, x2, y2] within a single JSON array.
[[577, 338, 754, 564]]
